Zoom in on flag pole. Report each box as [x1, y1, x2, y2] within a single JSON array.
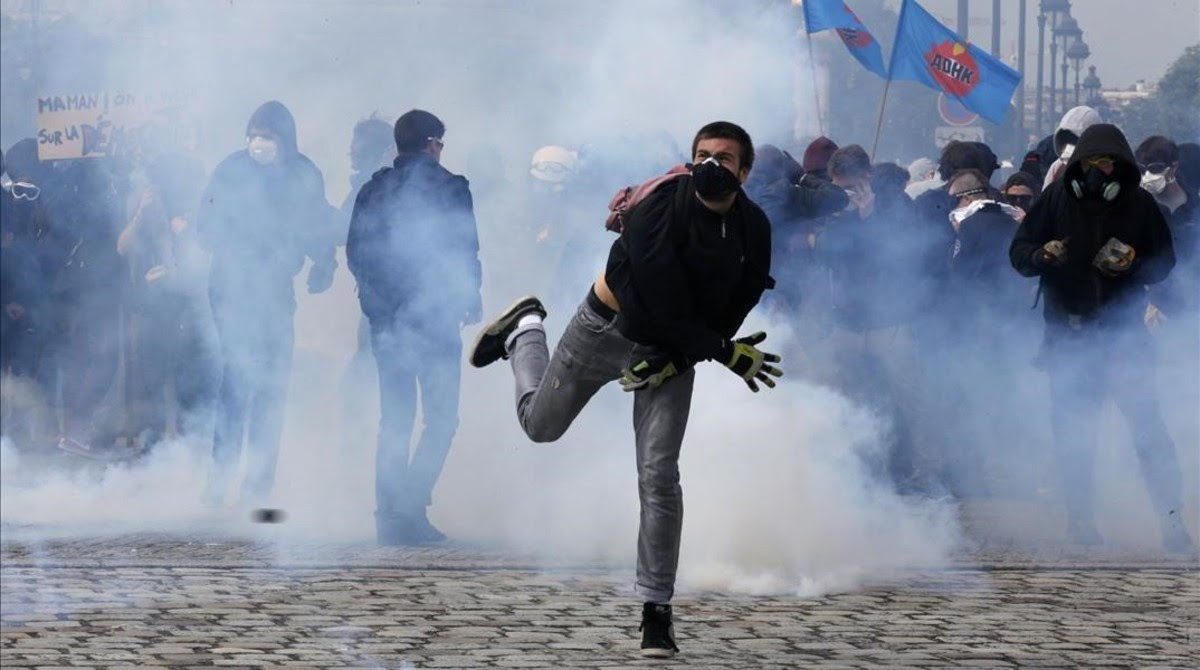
[[869, 77, 892, 161], [805, 30, 825, 137], [871, 0, 908, 161]]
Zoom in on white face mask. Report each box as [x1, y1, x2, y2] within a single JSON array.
[[248, 136, 278, 165], [1141, 171, 1168, 195], [1060, 143, 1076, 161]]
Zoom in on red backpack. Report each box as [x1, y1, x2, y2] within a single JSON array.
[[604, 164, 690, 233]]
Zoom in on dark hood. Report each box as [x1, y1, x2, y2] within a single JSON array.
[[1063, 123, 1140, 191], [245, 100, 298, 157]]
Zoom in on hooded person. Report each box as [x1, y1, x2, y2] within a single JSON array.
[[1010, 123, 1193, 553], [197, 100, 338, 505], [1041, 105, 1102, 189], [905, 156, 943, 199]]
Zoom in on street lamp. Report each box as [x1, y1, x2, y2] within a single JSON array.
[[1053, 15, 1081, 117], [1041, 0, 1070, 130], [1067, 38, 1090, 107], [1082, 65, 1102, 107]]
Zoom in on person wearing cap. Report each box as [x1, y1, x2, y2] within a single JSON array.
[[1010, 123, 1192, 553], [523, 144, 607, 316], [347, 109, 482, 546], [801, 135, 838, 181]]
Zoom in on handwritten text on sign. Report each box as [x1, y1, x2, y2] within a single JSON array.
[[35, 90, 190, 160]]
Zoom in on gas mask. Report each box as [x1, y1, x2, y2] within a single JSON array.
[[248, 136, 279, 165], [1140, 171, 1168, 195], [691, 157, 740, 199]]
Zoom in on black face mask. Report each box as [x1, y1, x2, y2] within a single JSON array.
[[691, 157, 741, 199], [1005, 194, 1033, 211]]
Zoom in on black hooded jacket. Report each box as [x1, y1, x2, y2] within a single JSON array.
[[605, 176, 773, 366], [1010, 123, 1175, 330], [197, 101, 336, 311]]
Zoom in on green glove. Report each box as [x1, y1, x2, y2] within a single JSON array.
[[620, 349, 679, 392], [723, 331, 783, 392]]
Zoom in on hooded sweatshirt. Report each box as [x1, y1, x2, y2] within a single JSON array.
[[1010, 123, 1175, 332], [1042, 106, 1102, 189], [197, 101, 336, 314]]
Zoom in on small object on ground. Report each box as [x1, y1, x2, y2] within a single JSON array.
[[251, 508, 285, 524]]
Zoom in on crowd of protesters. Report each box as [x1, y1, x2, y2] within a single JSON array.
[[1, 102, 1196, 557]]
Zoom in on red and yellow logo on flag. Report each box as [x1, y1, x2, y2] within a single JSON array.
[[925, 40, 979, 97]]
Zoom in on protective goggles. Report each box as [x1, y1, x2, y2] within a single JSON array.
[[11, 181, 41, 201], [1137, 161, 1172, 175], [1084, 156, 1115, 171]]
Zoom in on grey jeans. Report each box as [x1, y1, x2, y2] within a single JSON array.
[[508, 298, 695, 604]]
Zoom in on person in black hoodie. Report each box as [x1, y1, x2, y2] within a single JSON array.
[[198, 100, 338, 506], [346, 109, 482, 545], [1010, 123, 1193, 553], [468, 121, 780, 659]]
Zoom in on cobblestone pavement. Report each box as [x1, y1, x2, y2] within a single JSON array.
[[2, 531, 1198, 669]]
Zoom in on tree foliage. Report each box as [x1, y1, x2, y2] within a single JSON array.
[[1118, 44, 1200, 146]]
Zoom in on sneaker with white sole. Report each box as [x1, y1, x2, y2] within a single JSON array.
[[469, 295, 547, 368], [639, 602, 679, 658]]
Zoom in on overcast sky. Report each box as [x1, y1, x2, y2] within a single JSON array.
[[914, 0, 1200, 90]]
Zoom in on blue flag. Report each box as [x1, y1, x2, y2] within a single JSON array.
[[887, 0, 1021, 124], [802, 0, 888, 79]]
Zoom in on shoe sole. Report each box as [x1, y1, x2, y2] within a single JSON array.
[[640, 648, 678, 658], [469, 295, 546, 368]]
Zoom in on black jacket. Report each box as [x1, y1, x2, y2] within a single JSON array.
[[947, 202, 1026, 319], [1010, 123, 1175, 330], [605, 176, 773, 365], [347, 152, 482, 323], [746, 173, 847, 310]]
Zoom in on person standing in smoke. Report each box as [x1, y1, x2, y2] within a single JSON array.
[[470, 121, 780, 658], [197, 100, 338, 506], [940, 169, 1034, 497], [522, 144, 608, 317], [47, 156, 128, 458], [1010, 123, 1194, 553], [1134, 136, 1198, 318], [346, 109, 482, 545], [0, 145, 52, 384], [1040, 105, 1102, 189], [742, 143, 847, 320], [815, 144, 943, 495], [336, 115, 395, 461], [116, 131, 217, 452]]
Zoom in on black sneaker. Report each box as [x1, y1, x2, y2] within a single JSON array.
[[469, 295, 547, 368], [639, 602, 678, 658]]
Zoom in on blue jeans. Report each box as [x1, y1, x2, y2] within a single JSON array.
[[370, 315, 462, 516], [508, 298, 695, 604]]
